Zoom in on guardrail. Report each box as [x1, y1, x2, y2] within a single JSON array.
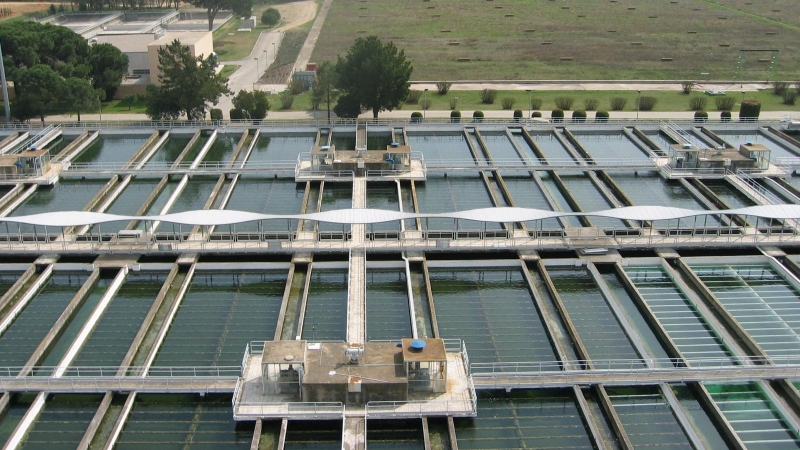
[[233, 401, 345, 420], [366, 399, 476, 418], [0, 365, 241, 378], [469, 355, 800, 376], [0, 117, 773, 132], [65, 160, 298, 174]]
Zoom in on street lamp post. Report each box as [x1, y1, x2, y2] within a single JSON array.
[[254, 57, 260, 78], [263, 50, 268, 69], [423, 88, 429, 118], [526, 89, 531, 119], [636, 90, 641, 122]]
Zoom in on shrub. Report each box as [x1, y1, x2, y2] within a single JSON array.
[[411, 111, 422, 123], [739, 99, 761, 121], [610, 97, 627, 111], [289, 78, 306, 95], [584, 98, 599, 111], [261, 7, 281, 26], [531, 111, 542, 118], [209, 108, 223, 121], [229, 108, 246, 120], [571, 109, 587, 123], [681, 81, 695, 94], [513, 109, 523, 119], [783, 90, 798, 106], [551, 109, 564, 123], [689, 97, 707, 111], [449, 97, 458, 110], [122, 93, 139, 110], [280, 93, 294, 110], [554, 96, 574, 110], [420, 98, 431, 110], [436, 81, 452, 95], [720, 111, 732, 122], [480, 89, 497, 104], [595, 110, 609, 123], [773, 81, 789, 96], [450, 110, 461, 123], [638, 96, 657, 111], [715, 96, 736, 111], [405, 90, 422, 104], [530, 97, 543, 110], [694, 110, 708, 123], [473, 110, 484, 122], [501, 97, 516, 110]]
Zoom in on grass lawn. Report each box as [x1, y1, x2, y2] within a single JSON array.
[[102, 97, 148, 114], [311, 0, 800, 81], [219, 65, 240, 80], [213, 5, 280, 61], [262, 89, 800, 114]]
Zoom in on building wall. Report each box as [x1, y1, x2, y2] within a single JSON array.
[[127, 52, 150, 76], [147, 32, 214, 87]]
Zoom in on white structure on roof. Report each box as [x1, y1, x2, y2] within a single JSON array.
[[3, 205, 800, 227]]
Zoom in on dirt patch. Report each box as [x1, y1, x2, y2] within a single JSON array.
[[0, 2, 54, 20], [274, 0, 317, 32], [260, 63, 293, 84]]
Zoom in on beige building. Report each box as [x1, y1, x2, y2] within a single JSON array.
[[147, 31, 214, 86]]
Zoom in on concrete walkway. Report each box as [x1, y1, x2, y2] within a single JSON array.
[[292, 0, 334, 75]]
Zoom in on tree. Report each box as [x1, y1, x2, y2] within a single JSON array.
[[261, 8, 280, 26], [311, 61, 339, 121], [88, 43, 128, 100], [231, 90, 270, 122], [62, 78, 102, 122], [333, 93, 361, 119], [0, 21, 90, 79], [145, 40, 231, 121], [335, 36, 412, 118], [13, 65, 64, 123], [189, 0, 254, 31]]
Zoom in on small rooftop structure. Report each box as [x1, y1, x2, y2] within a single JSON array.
[[667, 141, 770, 173], [0, 148, 50, 179], [235, 339, 474, 420]]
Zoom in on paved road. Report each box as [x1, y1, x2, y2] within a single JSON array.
[[215, 31, 284, 114]]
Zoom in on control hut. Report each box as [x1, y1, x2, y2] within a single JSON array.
[[307, 143, 412, 176], [258, 339, 448, 406], [0, 148, 51, 179], [669, 142, 770, 173]]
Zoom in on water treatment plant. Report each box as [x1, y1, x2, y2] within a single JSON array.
[[1, 118, 800, 448]]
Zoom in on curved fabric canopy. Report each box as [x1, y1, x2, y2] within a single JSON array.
[[1, 205, 799, 228]]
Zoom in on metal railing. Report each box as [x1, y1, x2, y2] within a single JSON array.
[[470, 355, 800, 375], [731, 170, 784, 205], [366, 399, 476, 418], [0, 365, 241, 378], [65, 160, 298, 174], [233, 400, 345, 420], [0, 117, 773, 133]]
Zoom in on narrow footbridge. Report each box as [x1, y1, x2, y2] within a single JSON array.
[[3, 357, 796, 394], [471, 356, 800, 389]]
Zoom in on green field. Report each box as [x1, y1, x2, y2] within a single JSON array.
[[310, 0, 800, 81]]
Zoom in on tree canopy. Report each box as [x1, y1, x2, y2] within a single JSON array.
[[145, 40, 231, 121], [311, 61, 339, 121], [88, 43, 129, 100], [63, 78, 103, 122], [0, 20, 128, 121], [334, 36, 412, 119], [231, 90, 270, 122], [189, 0, 253, 31]]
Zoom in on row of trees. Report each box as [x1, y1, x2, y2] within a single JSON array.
[[144, 35, 413, 122], [0, 21, 128, 122]]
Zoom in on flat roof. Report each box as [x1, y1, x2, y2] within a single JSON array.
[[148, 30, 210, 48], [95, 34, 158, 53]]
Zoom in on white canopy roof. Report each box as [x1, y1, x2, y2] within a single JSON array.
[[1, 205, 800, 227]]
